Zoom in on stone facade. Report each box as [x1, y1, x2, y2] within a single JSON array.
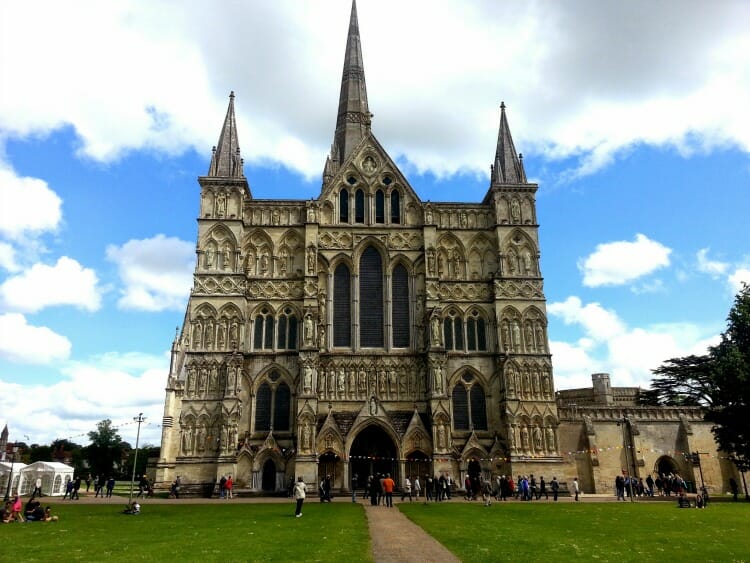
[[154, 1, 737, 496]]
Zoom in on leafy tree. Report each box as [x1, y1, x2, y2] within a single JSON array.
[[645, 284, 750, 460], [85, 419, 125, 478]]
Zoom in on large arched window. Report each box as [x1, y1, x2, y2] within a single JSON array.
[[254, 373, 292, 433], [360, 247, 383, 347], [452, 372, 487, 431], [355, 189, 365, 223], [339, 189, 349, 223], [333, 264, 351, 347], [452, 384, 469, 430], [274, 382, 291, 431], [375, 190, 385, 223], [255, 382, 272, 431], [391, 264, 410, 347], [466, 310, 487, 351], [390, 190, 401, 224], [277, 307, 298, 351], [470, 385, 488, 430], [253, 308, 274, 350]]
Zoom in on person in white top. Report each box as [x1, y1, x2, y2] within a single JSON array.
[[293, 476, 307, 517]]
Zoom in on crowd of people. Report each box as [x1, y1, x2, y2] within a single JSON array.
[[1, 495, 58, 523]]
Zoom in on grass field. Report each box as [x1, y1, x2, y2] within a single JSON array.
[[0, 503, 372, 562], [399, 501, 750, 562]]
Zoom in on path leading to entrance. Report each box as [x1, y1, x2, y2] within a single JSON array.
[[365, 504, 460, 563]]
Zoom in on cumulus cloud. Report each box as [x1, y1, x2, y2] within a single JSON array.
[[696, 248, 750, 294], [0, 242, 20, 272], [578, 234, 672, 287], [696, 248, 729, 277], [106, 234, 194, 312], [1, 1, 749, 180], [0, 256, 101, 313], [0, 166, 62, 239], [729, 268, 750, 294], [548, 296, 719, 389], [0, 313, 71, 364], [0, 351, 168, 445]]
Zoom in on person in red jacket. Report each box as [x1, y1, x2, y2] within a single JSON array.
[[225, 475, 234, 499], [382, 473, 395, 507]]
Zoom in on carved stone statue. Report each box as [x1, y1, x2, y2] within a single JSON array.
[[303, 313, 315, 346], [215, 192, 226, 217], [433, 363, 443, 394], [520, 425, 529, 450], [303, 364, 313, 393], [307, 246, 316, 274], [427, 248, 436, 276], [512, 321, 521, 351], [430, 314, 441, 346], [424, 205, 433, 224], [369, 396, 377, 416], [511, 199, 521, 222], [533, 426, 543, 451]]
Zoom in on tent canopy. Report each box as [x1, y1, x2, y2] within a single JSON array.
[[0, 461, 27, 474]]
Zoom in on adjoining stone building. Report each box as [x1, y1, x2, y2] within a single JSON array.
[[154, 1, 736, 496]]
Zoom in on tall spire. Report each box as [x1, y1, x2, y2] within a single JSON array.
[[492, 102, 526, 184], [332, 0, 371, 165], [208, 91, 244, 177]]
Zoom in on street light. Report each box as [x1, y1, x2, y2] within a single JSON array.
[[128, 414, 146, 507], [3, 445, 19, 502], [730, 457, 750, 501]]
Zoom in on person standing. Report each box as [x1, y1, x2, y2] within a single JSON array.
[[551, 476, 559, 501], [382, 473, 395, 507], [175, 475, 182, 498], [572, 477, 580, 501], [33, 477, 43, 497], [106, 476, 115, 498], [538, 476, 548, 500], [293, 476, 307, 517], [401, 476, 412, 502], [226, 475, 233, 499], [615, 474, 625, 501], [72, 476, 82, 500], [351, 473, 358, 503], [413, 476, 421, 500], [219, 475, 227, 499], [425, 475, 433, 502], [85, 473, 92, 492]]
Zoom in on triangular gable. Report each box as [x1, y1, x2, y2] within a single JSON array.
[[403, 409, 432, 456], [460, 430, 488, 459], [353, 395, 391, 427], [319, 133, 422, 205]]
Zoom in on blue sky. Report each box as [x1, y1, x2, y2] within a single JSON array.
[[1, 0, 748, 447]]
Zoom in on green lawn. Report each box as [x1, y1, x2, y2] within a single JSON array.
[[399, 501, 750, 562], [0, 503, 371, 562]]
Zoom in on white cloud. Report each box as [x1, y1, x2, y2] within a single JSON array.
[[0, 313, 71, 364], [106, 234, 194, 312], [1, 1, 749, 180], [0, 166, 62, 239], [729, 268, 750, 294], [578, 234, 672, 287], [696, 248, 729, 277], [0, 351, 167, 446], [0, 256, 101, 312], [549, 296, 719, 388], [0, 242, 19, 272]]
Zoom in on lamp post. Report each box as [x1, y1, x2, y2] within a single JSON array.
[[3, 445, 19, 502], [730, 457, 750, 501], [128, 414, 146, 507]]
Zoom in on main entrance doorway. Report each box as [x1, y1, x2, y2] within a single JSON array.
[[349, 425, 399, 486]]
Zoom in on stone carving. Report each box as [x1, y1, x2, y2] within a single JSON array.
[[494, 279, 545, 299], [245, 280, 304, 299], [303, 312, 316, 347], [307, 245, 316, 274], [194, 276, 246, 295], [545, 427, 556, 453], [430, 313, 441, 347], [319, 231, 353, 249], [362, 155, 378, 174], [388, 232, 421, 250]]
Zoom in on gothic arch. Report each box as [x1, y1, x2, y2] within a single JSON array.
[[436, 232, 466, 280], [502, 229, 538, 277], [252, 364, 294, 393], [344, 419, 402, 458], [353, 238, 388, 271], [467, 233, 497, 279], [328, 252, 355, 272], [388, 254, 414, 275]]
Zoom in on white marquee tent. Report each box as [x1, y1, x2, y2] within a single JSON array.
[[0, 461, 27, 497], [19, 461, 75, 496]]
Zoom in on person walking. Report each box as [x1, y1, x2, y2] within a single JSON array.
[[401, 476, 412, 502], [219, 475, 227, 499], [413, 476, 421, 500], [293, 476, 307, 518], [382, 473, 395, 507], [106, 477, 115, 498], [538, 476, 548, 500], [226, 475, 233, 499], [572, 477, 580, 501], [551, 476, 559, 501]]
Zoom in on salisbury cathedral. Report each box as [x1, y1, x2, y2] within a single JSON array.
[[155, 2, 734, 496]]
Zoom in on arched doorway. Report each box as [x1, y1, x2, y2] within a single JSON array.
[[656, 456, 679, 477], [350, 425, 399, 484], [261, 459, 276, 492]]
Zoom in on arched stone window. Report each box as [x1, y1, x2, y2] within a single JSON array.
[[390, 190, 401, 224], [255, 373, 291, 433], [466, 310, 487, 351], [375, 190, 385, 223], [452, 372, 487, 431], [334, 263, 351, 347], [277, 307, 298, 350], [391, 264, 410, 347], [444, 310, 464, 351], [355, 189, 365, 223], [339, 189, 349, 223], [360, 247, 384, 347], [253, 307, 274, 350], [255, 382, 272, 431]]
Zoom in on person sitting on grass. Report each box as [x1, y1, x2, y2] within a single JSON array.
[[25, 498, 44, 521], [123, 501, 141, 514], [1, 501, 12, 523], [42, 507, 59, 522], [695, 494, 705, 508], [677, 493, 691, 508]]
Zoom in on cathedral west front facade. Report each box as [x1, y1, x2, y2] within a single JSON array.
[[155, 2, 733, 496]]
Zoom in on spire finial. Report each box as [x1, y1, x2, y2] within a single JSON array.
[[492, 102, 525, 184], [331, 0, 370, 165], [208, 91, 243, 177]]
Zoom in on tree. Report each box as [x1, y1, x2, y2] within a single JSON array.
[[645, 284, 750, 460], [85, 419, 125, 478]]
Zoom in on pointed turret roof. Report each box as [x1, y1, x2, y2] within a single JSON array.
[[492, 102, 526, 184], [208, 91, 244, 178], [331, 0, 371, 165]]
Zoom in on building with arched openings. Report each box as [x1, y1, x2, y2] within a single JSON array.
[[154, 1, 736, 497]]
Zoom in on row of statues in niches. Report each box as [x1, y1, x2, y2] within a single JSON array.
[[180, 422, 240, 456], [508, 422, 558, 455], [302, 364, 427, 401]]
